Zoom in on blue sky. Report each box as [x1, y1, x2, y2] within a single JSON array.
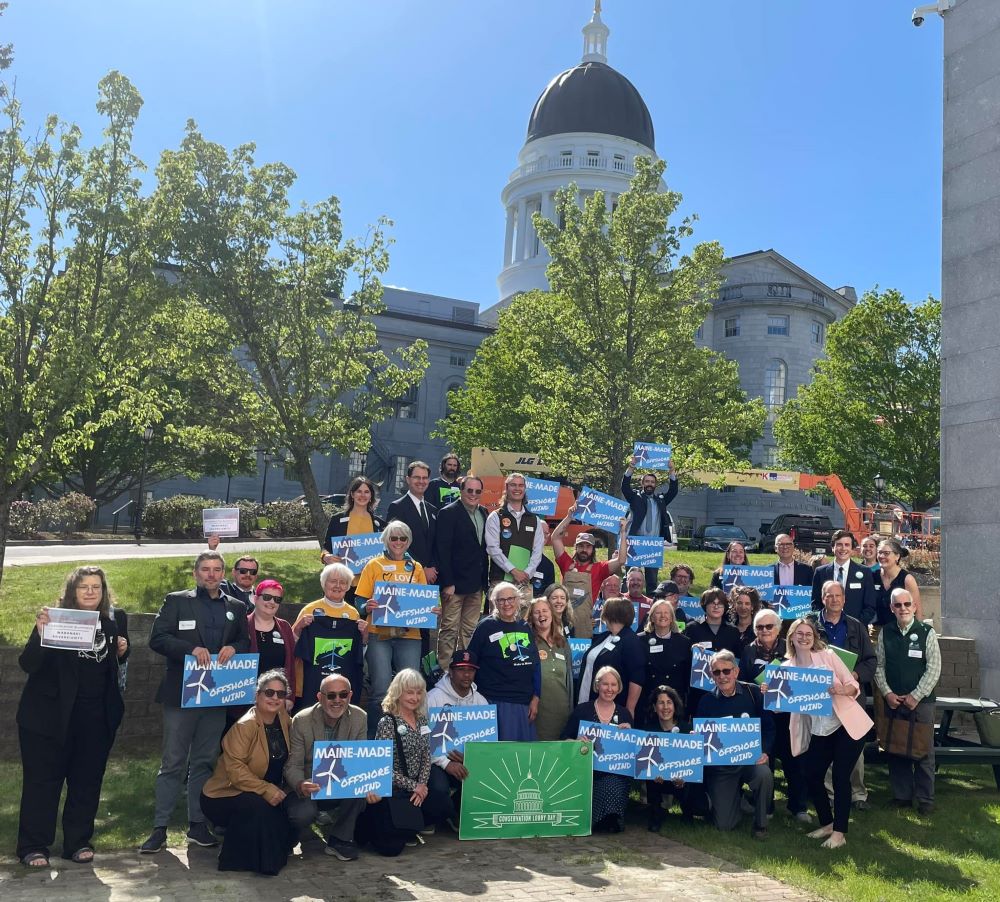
[[5, 1, 943, 308]]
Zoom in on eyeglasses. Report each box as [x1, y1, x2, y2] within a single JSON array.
[[892, 601, 913, 609], [323, 690, 351, 700], [755, 623, 776, 631], [235, 567, 258, 576], [387, 536, 408, 542], [496, 596, 519, 604], [776, 543, 794, 548], [258, 593, 282, 603], [260, 688, 288, 699], [463, 488, 483, 495], [711, 667, 734, 676]]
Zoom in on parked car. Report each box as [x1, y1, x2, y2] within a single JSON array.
[[689, 524, 758, 553], [758, 514, 834, 554]]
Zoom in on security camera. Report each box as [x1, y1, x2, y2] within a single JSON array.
[[912, 1, 954, 27]]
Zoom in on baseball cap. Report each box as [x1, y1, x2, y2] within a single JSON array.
[[575, 532, 597, 546], [654, 580, 681, 597], [450, 649, 479, 669]]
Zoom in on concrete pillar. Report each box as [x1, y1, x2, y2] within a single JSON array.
[[503, 206, 515, 267], [515, 198, 528, 262], [940, 0, 1000, 696]]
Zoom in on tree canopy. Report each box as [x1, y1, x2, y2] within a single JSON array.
[[773, 287, 940, 511], [439, 157, 765, 494]]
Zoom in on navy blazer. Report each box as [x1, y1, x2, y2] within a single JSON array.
[[149, 589, 250, 706], [434, 499, 489, 595], [386, 494, 438, 571], [621, 474, 679, 540], [772, 561, 814, 586], [811, 562, 876, 624]]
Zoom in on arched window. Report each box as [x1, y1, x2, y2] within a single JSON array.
[[444, 382, 462, 421], [764, 359, 787, 422]]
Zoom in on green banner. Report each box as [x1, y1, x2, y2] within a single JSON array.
[[830, 645, 859, 672], [459, 741, 593, 840]]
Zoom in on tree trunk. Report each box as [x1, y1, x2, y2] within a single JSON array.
[[294, 448, 328, 542], [0, 496, 11, 591]]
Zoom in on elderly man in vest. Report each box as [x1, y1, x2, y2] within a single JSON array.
[[874, 587, 941, 815], [485, 472, 545, 604]]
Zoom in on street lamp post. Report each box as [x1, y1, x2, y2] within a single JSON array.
[[135, 425, 154, 545], [874, 472, 886, 508], [260, 452, 272, 505]]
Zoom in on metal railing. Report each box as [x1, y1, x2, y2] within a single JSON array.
[[111, 499, 133, 536]]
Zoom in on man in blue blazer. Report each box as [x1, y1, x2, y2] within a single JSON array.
[[772, 533, 814, 586], [386, 460, 438, 583], [435, 475, 489, 669], [810, 529, 875, 624], [621, 456, 679, 594], [140, 552, 250, 854]]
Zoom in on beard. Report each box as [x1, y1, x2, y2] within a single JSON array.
[[575, 549, 593, 563], [642, 486, 655, 495]]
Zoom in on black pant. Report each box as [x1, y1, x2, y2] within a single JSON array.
[[16, 700, 114, 860], [200, 790, 295, 876], [803, 727, 865, 834], [770, 712, 809, 814]]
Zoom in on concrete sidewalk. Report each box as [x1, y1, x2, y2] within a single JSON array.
[[3, 539, 316, 567], [0, 831, 821, 902]]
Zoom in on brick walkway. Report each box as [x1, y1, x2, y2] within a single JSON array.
[[0, 831, 822, 901]]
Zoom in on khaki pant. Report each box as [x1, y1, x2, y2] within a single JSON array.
[[437, 591, 483, 669]]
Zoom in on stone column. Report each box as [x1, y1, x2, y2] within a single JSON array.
[[503, 206, 515, 267], [941, 0, 1000, 696], [515, 198, 529, 263]]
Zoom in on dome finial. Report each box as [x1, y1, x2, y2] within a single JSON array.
[[582, 1, 610, 64]]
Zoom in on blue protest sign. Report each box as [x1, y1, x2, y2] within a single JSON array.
[[677, 595, 704, 619], [428, 705, 498, 756], [633, 442, 672, 470], [721, 565, 775, 598], [524, 477, 560, 517], [568, 638, 590, 680], [575, 486, 631, 532], [577, 721, 638, 775], [327, 532, 384, 575], [693, 718, 762, 766], [762, 663, 833, 715], [634, 731, 704, 783], [689, 644, 716, 691], [772, 585, 813, 620], [181, 654, 259, 708], [311, 740, 393, 799], [627, 536, 665, 569], [371, 582, 439, 629]]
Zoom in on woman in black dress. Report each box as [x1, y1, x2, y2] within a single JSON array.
[[644, 685, 696, 831], [563, 666, 633, 833], [575, 597, 644, 721], [16, 566, 129, 867], [200, 670, 295, 876], [638, 599, 691, 727]]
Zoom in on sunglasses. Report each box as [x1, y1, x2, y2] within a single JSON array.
[[712, 667, 734, 676], [260, 688, 288, 699], [892, 601, 913, 609], [323, 690, 351, 700], [235, 567, 258, 576], [387, 536, 408, 542], [463, 488, 483, 495], [258, 593, 282, 603], [755, 623, 776, 631]]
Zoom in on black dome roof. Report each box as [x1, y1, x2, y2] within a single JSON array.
[[526, 61, 654, 151]]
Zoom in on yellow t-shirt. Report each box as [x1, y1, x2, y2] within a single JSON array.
[[291, 598, 362, 696], [356, 554, 427, 641]]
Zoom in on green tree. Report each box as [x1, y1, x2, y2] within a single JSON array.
[[0, 3, 12, 71], [439, 157, 765, 494], [154, 125, 428, 538], [773, 288, 940, 511], [0, 72, 164, 581]]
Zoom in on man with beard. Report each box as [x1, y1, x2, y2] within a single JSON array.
[[427, 453, 463, 508], [485, 472, 545, 602], [551, 505, 628, 639], [624, 567, 654, 631], [622, 457, 679, 594]]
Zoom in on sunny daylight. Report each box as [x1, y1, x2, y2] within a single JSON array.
[[0, 0, 997, 900]]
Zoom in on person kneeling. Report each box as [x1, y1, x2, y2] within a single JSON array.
[[200, 670, 296, 876]]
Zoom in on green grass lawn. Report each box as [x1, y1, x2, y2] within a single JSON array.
[[0, 547, 737, 643]]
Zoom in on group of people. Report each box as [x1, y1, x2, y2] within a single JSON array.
[[14, 454, 942, 873]]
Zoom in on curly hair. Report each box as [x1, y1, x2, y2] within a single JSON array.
[[59, 566, 114, 618], [381, 668, 427, 717]]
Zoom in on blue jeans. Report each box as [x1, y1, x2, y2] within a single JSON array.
[[365, 637, 422, 738]]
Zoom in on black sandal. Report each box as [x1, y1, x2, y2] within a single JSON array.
[[21, 852, 49, 868], [70, 847, 95, 863]]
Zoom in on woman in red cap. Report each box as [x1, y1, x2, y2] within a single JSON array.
[[247, 579, 296, 708]]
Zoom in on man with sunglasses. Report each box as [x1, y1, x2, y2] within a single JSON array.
[[142, 552, 251, 854], [435, 476, 490, 669], [285, 674, 372, 861], [696, 650, 775, 839], [874, 588, 941, 815], [220, 556, 260, 610]]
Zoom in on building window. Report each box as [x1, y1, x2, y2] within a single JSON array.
[[391, 384, 418, 420], [766, 283, 792, 298], [811, 321, 824, 345], [767, 315, 790, 336], [677, 517, 694, 538], [560, 150, 573, 168], [695, 324, 703, 341], [763, 446, 780, 467], [449, 353, 466, 367], [724, 315, 740, 338], [613, 153, 626, 172], [393, 457, 408, 495], [821, 495, 833, 507], [765, 359, 787, 422], [451, 306, 475, 324], [348, 450, 367, 476], [719, 486, 735, 494], [586, 150, 600, 168], [811, 291, 826, 307]]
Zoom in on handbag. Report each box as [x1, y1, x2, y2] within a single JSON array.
[[873, 691, 933, 760], [973, 699, 1000, 748], [387, 716, 425, 833]]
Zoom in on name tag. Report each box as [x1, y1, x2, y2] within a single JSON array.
[[525, 525, 534, 532], [419, 725, 431, 735], [382, 564, 396, 572], [908, 649, 923, 659], [849, 582, 861, 589], [650, 645, 663, 654], [339, 516, 351, 523], [554, 652, 565, 660], [179, 620, 196, 631], [272, 635, 284, 644], [572, 588, 585, 597], [489, 631, 504, 643], [533, 572, 544, 579]]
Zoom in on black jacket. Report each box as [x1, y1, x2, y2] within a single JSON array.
[[434, 499, 488, 595], [682, 620, 743, 657], [772, 561, 814, 586], [323, 510, 387, 553], [149, 589, 250, 706], [17, 608, 129, 742], [814, 612, 877, 683], [386, 494, 438, 571], [811, 562, 876, 624], [621, 474, 678, 540]]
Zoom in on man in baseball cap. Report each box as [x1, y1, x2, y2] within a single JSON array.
[[654, 579, 689, 624]]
